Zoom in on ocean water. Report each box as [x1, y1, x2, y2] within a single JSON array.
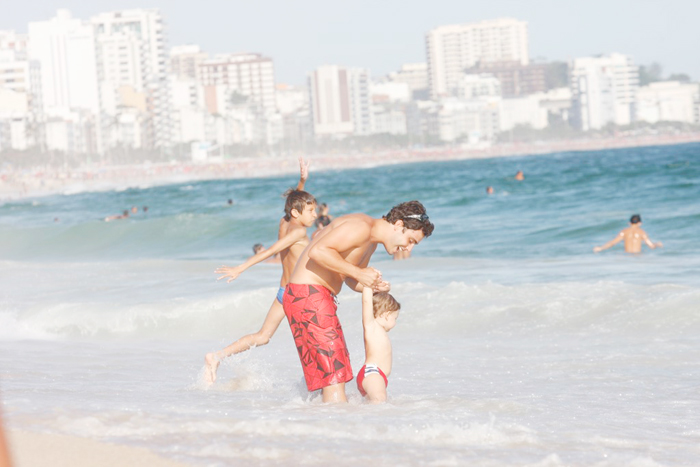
[[1, 143, 699, 466]]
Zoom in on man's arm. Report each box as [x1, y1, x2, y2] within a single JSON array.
[[216, 226, 306, 283], [643, 232, 663, 249], [296, 156, 310, 191], [307, 220, 382, 289], [593, 232, 624, 253]]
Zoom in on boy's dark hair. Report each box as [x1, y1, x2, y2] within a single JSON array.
[[630, 214, 641, 224], [283, 189, 316, 221], [315, 215, 331, 228], [383, 200, 434, 237], [252, 243, 264, 254]]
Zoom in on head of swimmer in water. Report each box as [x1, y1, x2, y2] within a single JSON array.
[[630, 214, 641, 225], [373, 292, 401, 332], [283, 189, 317, 227], [382, 200, 434, 256]]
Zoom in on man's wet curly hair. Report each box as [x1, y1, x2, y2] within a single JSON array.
[[383, 200, 434, 237]]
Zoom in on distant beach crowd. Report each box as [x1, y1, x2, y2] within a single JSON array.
[[2, 132, 699, 201]]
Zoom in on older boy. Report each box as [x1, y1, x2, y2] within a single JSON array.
[[205, 158, 315, 384]]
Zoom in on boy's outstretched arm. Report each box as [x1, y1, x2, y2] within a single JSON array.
[[593, 232, 624, 253], [296, 156, 310, 191], [215, 227, 307, 283]]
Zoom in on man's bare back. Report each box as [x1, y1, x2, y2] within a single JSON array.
[[594, 215, 662, 254]]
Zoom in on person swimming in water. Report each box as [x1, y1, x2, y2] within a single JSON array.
[[593, 214, 663, 254]]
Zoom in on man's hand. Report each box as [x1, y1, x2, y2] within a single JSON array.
[[215, 265, 244, 283], [593, 246, 602, 253], [373, 279, 391, 293], [356, 267, 382, 289]]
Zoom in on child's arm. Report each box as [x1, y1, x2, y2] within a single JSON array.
[[361, 287, 375, 328], [215, 226, 306, 283], [296, 156, 310, 191], [593, 232, 624, 253]]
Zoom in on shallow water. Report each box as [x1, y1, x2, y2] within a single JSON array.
[[1, 143, 700, 466]]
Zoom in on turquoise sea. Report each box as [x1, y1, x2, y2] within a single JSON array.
[[1, 143, 699, 466]]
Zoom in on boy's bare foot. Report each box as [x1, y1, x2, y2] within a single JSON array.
[[204, 352, 221, 384]]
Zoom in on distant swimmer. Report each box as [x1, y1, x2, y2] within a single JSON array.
[[593, 214, 663, 254], [205, 157, 313, 384], [311, 215, 331, 240], [131, 206, 138, 214], [318, 202, 333, 220], [252, 243, 281, 264], [515, 171, 524, 181], [143, 206, 149, 213], [393, 249, 411, 260], [357, 287, 400, 403], [105, 210, 129, 222], [486, 186, 494, 195], [227, 199, 234, 206]]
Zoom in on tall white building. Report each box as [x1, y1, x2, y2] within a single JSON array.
[[426, 18, 529, 99], [1, 30, 42, 151], [92, 9, 170, 150], [308, 65, 371, 137], [170, 45, 208, 81], [27, 10, 99, 115], [198, 53, 276, 114], [570, 53, 639, 131], [636, 81, 700, 124], [387, 63, 429, 96]]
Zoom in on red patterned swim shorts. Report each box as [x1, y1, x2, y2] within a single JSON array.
[[283, 283, 353, 391]]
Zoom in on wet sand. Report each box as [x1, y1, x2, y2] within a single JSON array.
[[7, 430, 191, 467]]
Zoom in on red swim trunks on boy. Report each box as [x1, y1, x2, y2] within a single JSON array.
[[283, 283, 353, 391]]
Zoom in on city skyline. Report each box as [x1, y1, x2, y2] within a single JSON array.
[[1, 0, 699, 84]]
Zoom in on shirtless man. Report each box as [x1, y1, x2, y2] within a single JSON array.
[[282, 200, 434, 403], [204, 158, 313, 384], [593, 214, 663, 253]]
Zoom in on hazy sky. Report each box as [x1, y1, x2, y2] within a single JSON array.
[[3, 0, 699, 84]]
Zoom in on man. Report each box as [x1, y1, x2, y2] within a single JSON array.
[[593, 214, 663, 253], [282, 200, 434, 403]]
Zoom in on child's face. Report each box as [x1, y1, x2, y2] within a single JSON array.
[[377, 310, 399, 332], [297, 203, 318, 227]]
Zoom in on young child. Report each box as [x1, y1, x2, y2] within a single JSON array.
[[357, 286, 401, 403], [205, 158, 316, 384], [593, 214, 663, 254]]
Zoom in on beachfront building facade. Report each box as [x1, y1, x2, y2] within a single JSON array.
[[426, 18, 529, 99], [387, 63, 429, 99], [91, 9, 172, 152], [464, 60, 549, 97], [570, 53, 639, 131], [308, 65, 372, 137], [0, 30, 43, 151], [197, 53, 277, 115], [170, 45, 208, 81], [636, 81, 700, 124]]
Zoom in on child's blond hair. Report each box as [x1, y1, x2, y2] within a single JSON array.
[[372, 292, 400, 318]]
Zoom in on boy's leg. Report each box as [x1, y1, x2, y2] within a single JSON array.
[[205, 299, 285, 383], [322, 383, 347, 403], [361, 374, 388, 403]]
